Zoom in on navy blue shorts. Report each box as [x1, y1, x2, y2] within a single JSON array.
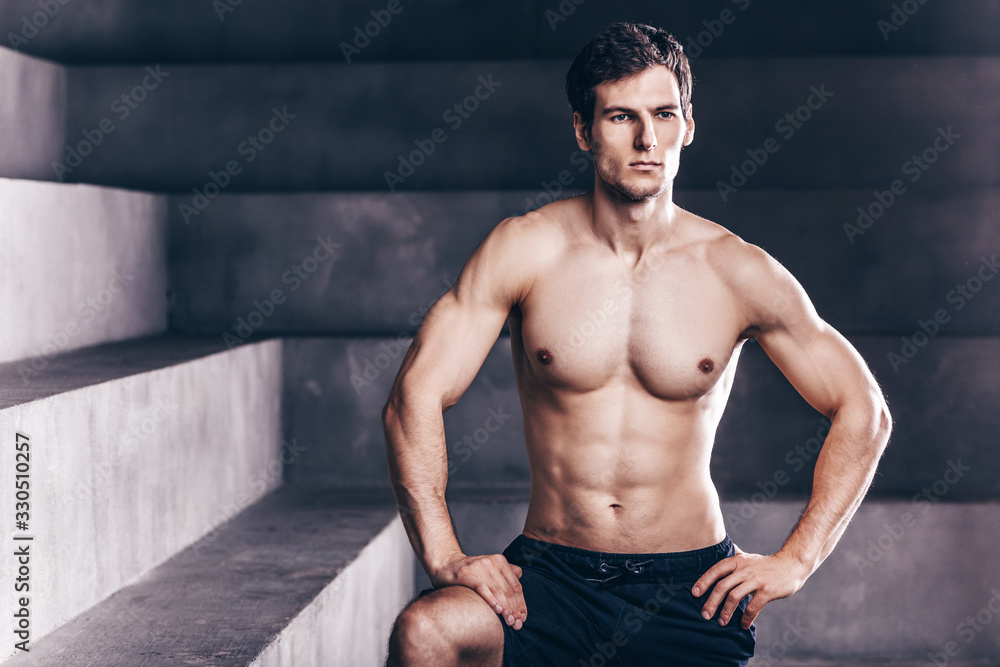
[[419, 533, 755, 666]]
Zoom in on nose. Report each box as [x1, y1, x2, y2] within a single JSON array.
[[634, 115, 657, 151]]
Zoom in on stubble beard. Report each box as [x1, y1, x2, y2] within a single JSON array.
[[592, 148, 670, 203]]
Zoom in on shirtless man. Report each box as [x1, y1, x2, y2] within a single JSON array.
[[382, 22, 891, 666]]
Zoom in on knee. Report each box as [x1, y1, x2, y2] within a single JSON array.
[[387, 601, 453, 665]]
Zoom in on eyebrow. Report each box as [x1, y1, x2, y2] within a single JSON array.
[[601, 103, 679, 115]]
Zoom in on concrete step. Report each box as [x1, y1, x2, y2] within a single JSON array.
[[62, 57, 999, 192], [0, 47, 64, 181], [1, 1, 997, 64], [430, 494, 1000, 664], [0, 177, 168, 365], [166, 188, 1000, 337], [281, 334, 1000, 501], [0, 335, 282, 657], [1, 487, 412, 666]]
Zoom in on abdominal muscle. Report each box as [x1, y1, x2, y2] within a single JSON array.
[[519, 389, 729, 555]]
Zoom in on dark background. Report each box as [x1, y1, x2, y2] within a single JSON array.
[[2, 0, 998, 500]]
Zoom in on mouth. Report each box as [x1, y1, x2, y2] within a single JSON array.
[[629, 161, 661, 170]]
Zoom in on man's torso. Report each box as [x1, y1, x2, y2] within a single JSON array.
[[507, 194, 755, 553]]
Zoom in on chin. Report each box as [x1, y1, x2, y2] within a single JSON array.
[[609, 179, 669, 202]]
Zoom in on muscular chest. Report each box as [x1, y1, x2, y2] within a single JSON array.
[[516, 252, 743, 399]]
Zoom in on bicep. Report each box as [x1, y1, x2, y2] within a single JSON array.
[[757, 316, 880, 420]]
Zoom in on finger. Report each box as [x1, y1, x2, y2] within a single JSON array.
[[498, 563, 527, 624], [486, 560, 519, 627], [692, 556, 737, 598], [701, 572, 743, 620], [473, 581, 504, 616], [511, 564, 523, 578], [741, 593, 764, 629], [718, 581, 756, 626]]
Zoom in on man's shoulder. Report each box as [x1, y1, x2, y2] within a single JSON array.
[[680, 210, 784, 288], [487, 195, 580, 256]]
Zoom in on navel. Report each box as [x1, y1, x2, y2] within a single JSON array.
[[698, 357, 714, 374], [536, 348, 554, 365]]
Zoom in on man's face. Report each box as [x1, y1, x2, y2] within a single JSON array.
[[574, 65, 695, 202]]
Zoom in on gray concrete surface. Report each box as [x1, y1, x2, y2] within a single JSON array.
[[1, 1, 997, 64], [282, 334, 1000, 500], [63, 57, 1000, 192], [0, 335, 244, 408], [0, 47, 64, 180], [0, 337, 283, 659], [419, 498, 1000, 664], [0, 178, 168, 365], [1, 488, 410, 666], [251, 499, 411, 667], [167, 188, 1000, 336]]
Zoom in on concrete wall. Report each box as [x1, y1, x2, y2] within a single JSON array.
[[0, 47, 65, 180], [64, 57, 1000, 192], [0, 338, 283, 656], [422, 499, 1000, 663], [168, 188, 1000, 337], [0, 178, 168, 365], [1, 1, 997, 64]]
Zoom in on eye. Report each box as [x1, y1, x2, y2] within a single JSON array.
[[611, 114, 630, 122], [658, 111, 675, 120]]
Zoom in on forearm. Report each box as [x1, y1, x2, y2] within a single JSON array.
[[780, 400, 891, 574], [383, 393, 463, 577]]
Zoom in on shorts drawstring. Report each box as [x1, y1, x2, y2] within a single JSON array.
[[585, 558, 654, 587]]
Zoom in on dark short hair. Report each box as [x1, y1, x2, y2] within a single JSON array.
[[565, 22, 693, 130]]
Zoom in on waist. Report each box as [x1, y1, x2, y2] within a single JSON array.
[[505, 532, 735, 585]]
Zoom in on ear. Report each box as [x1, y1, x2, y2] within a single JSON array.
[[573, 112, 593, 152], [682, 103, 695, 147]]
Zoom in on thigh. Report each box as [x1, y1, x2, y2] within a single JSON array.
[[614, 579, 756, 666], [410, 585, 506, 664], [500, 560, 619, 667]]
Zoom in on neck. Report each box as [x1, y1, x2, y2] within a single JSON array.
[[586, 176, 680, 260]]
